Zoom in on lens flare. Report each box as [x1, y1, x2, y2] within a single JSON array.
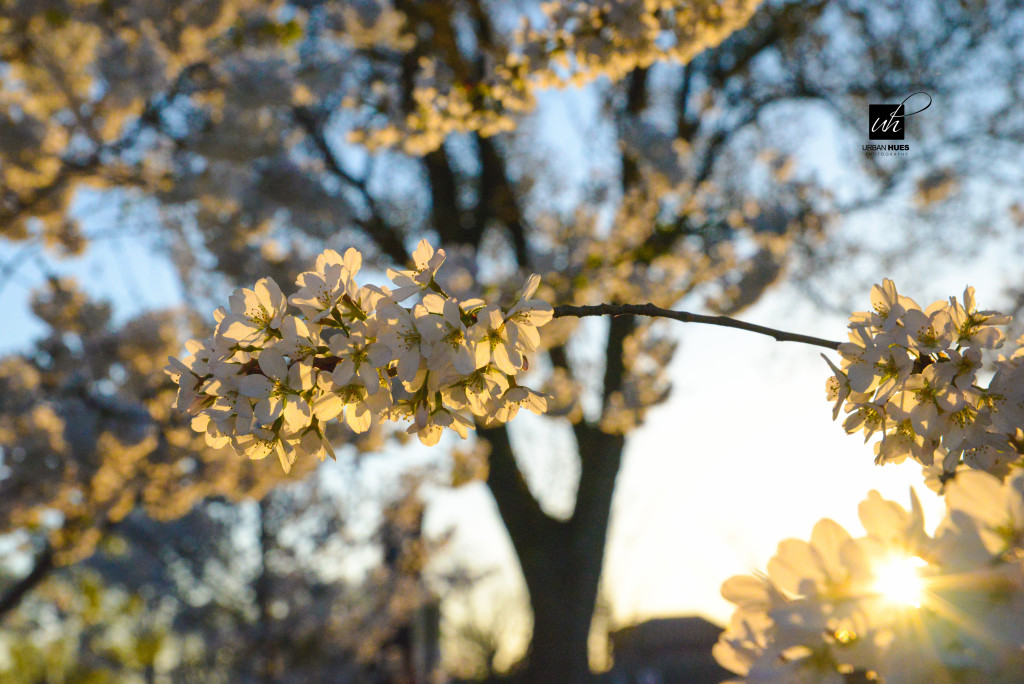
[[872, 555, 927, 608]]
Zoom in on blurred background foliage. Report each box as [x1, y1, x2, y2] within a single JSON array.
[[1, 0, 1023, 681]]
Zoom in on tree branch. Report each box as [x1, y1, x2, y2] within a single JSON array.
[[423, 147, 464, 244], [600, 313, 635, 411], [568, 423, 624, 542], [553, 303, 840, 350], [0, 543, 54, 621], [475, 135, 529, 267], [292, 106, 410, 264], [477, 424, 558, 546]]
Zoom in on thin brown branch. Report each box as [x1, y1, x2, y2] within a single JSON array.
[[0, 544, 54, 621], [553, 303, 841, 350], [600, 313, 635, 410], [477, 424, 557, 540], [291, 106, 410, 264]]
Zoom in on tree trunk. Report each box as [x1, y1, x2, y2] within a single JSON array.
[[517, 521, 606, 684], [479, 424, 624, 684], [523, 559, 595, 683]]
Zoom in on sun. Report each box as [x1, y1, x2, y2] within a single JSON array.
[[872, 555, 928, 608]]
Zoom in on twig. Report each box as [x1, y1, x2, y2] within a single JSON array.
[[0, 544, 54, 621], [553, 303, 841, 350]]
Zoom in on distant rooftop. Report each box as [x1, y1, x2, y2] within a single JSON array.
[[603, 616, 731, 684]]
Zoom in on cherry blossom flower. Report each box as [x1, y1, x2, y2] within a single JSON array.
[[299, 425, 336, 462], [824, 280, 1021, 481], [237, 348, 315, 433], [376, 299, 425, 384], [901, 303, 954, 355], [504, 274, 554, 354], [231, 427, 296, 474], [387, 239, 446, 301], [289, 248, 360, 322], [200, 377, 255, 438], [487, 385, 548, 425], [443, 365, 511, 417], [469, 304, 522, 374], [949, 285, 1010, 349], [849, 278, 916, 331], [217, 277, 288, 347], [313, 363, 387, 434], [166, 240, 551, 467], [174, 272, 1024, 497], [326, 322, 392, 395], [415, 294, 483, 375], [717, 483, 1024, 683], [278, 315, 325, 359]]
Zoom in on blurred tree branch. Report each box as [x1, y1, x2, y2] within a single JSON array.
[[0, 544, 53, 621]]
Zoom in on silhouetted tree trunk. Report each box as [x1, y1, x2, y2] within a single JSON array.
[[481, 68, 644, 683], [480, 396, 626, 682]]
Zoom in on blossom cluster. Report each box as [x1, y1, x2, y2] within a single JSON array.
[[165, 240, 552, 473], [824, 279, 1024, 481], [347, 54, 535, 156], [714, 472, 1024, 683], [515, 0, 763, 87], [346, 0, 759, 155]]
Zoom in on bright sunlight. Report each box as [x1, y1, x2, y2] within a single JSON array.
[[872, 555, 928, 608]]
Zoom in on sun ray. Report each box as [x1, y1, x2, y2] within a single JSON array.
[[872, 555, 927, 608]]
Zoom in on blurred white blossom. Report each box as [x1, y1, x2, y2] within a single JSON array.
[[716, 474, 1024, 684]]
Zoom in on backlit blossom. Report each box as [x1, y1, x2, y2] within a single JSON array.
[[949, 285, 1010, 349], [387, 239, 446, 301], [504, 274, 554, 354], [217, 277, 287, 347], [376, 300, 425, 383], [824, 280, 1022, 481], [469, 304, 522, 374], [716, 482, 1024, 683], [313, 365, 379, 434], [166, 241, 552, 468], [237, 348, 315, 433], [326, 322, 392, 395], [289, 248, 361, 322], [415, 295, 484, 375], [278, 315, 325, 359]]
